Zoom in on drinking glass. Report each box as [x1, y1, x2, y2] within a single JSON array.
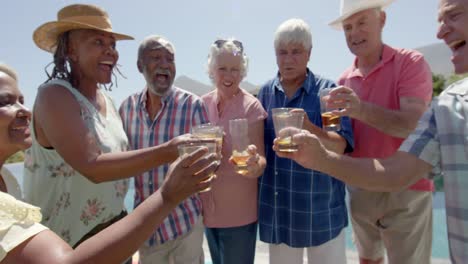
[[192, 123, 223, 153], [319, 88, 341, 131], [177, 141, 217, 192], [229, 118, 250, 175], [272, 108, 304, 152]]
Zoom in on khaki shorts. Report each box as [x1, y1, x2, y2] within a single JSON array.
[[349, 188, 432, 264], [139, 218, 204, 264]]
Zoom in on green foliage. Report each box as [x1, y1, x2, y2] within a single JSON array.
[[432, 74, 446, 97], [447, 73, 468, 86], [5, 151, 24, 164]]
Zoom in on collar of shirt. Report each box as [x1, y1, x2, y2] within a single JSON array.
[[137, 86, 176, 112], [348, 44, 397, 78], [272, 68, 315, 98], [446, 77, 468, 97]]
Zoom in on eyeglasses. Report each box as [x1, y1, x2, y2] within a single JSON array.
[[214, 39, 244, 53]]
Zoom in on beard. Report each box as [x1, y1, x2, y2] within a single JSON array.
[[147, 83, 172, 96]]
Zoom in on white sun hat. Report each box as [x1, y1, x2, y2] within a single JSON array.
[[329, 0, 396, 30]]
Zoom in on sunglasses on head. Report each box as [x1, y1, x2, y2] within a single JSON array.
[[214, 39, 244, 53]]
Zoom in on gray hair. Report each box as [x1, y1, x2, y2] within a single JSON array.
[[206, 38, 249, 81], [0, 63, 18, 81], [138, 35, 176, 61], [274, 18, 312, 51]]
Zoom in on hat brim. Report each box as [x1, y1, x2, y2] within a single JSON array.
[[33, 21, 134, 53], [328, 0, 396, 30]]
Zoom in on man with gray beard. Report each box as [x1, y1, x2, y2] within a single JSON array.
[[119, 35, 209, 264]]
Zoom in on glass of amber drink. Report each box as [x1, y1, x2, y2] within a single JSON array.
[[229, 118, 250, 175], [192, 123, 223, 153], [178, 141, 217, 192], [319, 88, 341, 131], [272, 108, 304, 152]]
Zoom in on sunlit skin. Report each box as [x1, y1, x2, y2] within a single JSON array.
[[437, 0, 468, 74], [138, 45, 176, 96], [0, 72, 31, 160], [213, 51, 243, 98], [275, 42, 310, 93], [68, 29, 118, 88], [342, 8, 386, 72]]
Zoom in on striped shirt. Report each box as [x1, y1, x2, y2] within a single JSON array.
[[399, 78, 468, 264], [257, 70, 354, 247], [119, 86, 208, 247]]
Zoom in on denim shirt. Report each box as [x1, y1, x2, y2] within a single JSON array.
[[257, 70, 354, 247]]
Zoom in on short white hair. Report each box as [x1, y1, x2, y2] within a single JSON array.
[[206, 38, 249, 81], [0, 63, 18, 81], [274, 18, 312, 51], [138, 35, 176, 61]]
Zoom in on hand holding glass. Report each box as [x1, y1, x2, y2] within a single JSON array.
[[177, 141, 217, 192], [229, 118, 250, 175], [272, 108, 304, 152], [319, 88, 341, 131]]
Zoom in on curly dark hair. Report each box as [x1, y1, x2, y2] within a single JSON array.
[[44, 31, 124, 91]]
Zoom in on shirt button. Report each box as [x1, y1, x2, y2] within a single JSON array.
[[275, 192, 278, 196], [275, 171, 278, 175]]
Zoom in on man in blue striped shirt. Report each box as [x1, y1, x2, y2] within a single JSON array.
[[257, 18, 354, 264]]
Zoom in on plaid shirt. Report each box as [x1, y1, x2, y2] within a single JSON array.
[[257, 70, 354, 247], [119, 86, 208, 247], [399, 78, 468, 264]]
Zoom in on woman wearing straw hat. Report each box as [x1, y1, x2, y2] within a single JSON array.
[[23, 3, 201, 251], [0, 63, 217, 263]]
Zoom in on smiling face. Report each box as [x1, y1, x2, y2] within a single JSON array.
[[68, 29, 119, 85], [212, 51, 243, 92], [0, 72, 31, 155], [437, 0, 468, 74], [138, 43, 176, 96], [342, 8, 385, 59]]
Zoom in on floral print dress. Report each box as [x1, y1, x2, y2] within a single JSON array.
[[23, 79, 129, 246]]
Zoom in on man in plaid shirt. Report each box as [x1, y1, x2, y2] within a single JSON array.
[[257, 18, 354, 264], [274, 1, 468, 263], [119, 35, 208, 264]]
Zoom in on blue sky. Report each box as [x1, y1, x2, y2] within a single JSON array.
[[2, 0, 441, 108]]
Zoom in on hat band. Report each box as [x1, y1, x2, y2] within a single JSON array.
[[61, 15, 113, 30]]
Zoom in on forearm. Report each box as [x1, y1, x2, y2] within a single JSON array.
[[68, 191, 176, 263], [81, 142, 176, 183], [357, 102, 420, 138], [317, 151, 428, 192], [303, 122, 346, 154]]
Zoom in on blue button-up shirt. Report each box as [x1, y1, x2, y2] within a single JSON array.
[[258, 70, 354, 247]]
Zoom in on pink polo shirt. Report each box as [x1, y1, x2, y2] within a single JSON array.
[[338, 45, 434, 191], [200, 88, 267, 227]]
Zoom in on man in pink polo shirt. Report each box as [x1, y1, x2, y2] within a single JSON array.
[[328, 0, 433, 263]]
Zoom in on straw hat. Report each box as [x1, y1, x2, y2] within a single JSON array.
[[329, 0, 396, 30], [33, 4, 134, 53]]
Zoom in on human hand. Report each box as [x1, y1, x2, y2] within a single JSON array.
[[160, 148, 218, 205], [328, 86, 362, 118], [165, 134, 199, 160], [272, 127, 328, 169], [229, 144, 264, 179]]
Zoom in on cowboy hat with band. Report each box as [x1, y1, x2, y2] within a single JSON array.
[[33, 4, 133, 53], [329, 0, 396, 30]]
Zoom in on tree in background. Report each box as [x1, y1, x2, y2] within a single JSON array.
[[432, 74, 445, 97]]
